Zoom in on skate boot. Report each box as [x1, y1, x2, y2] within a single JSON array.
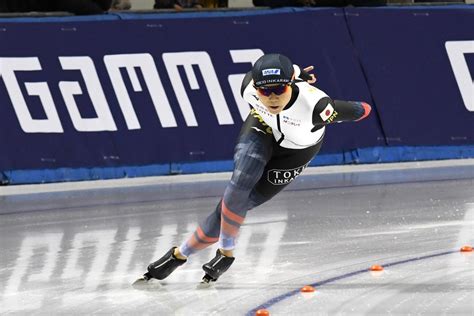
[[201, 249, 235, 283], [145, 247, 187, 280]]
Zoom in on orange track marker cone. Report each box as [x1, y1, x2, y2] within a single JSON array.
[[460, 245, 473, 252], [370, 264, 384, 271], [256, 309, 270, 316], [301, 285, 316, 293]]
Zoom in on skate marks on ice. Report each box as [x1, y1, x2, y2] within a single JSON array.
[[131, 276, 219, 290], [131, 277, 163, 290], [0, 206, 289, 314], [1, 176, 473, 314]]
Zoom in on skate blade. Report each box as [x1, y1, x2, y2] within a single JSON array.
[[197, 275, 216, 289], [197, 280, 214, 289], [132, 277, 162, 290]]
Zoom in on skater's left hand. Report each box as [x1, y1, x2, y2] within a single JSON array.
[[303, 66, 317, 84]]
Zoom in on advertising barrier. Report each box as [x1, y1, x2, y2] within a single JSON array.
[[0, 7, 472, 184], [345, 6, 474, 146]]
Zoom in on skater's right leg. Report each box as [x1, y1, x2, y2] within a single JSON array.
[[178, 200, 223, 257], [144, 201, 223, 280], [145, 246, 187, 280], [142, 200, 224, 281]]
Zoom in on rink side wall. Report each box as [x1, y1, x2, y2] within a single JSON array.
[[0, 6, 473, 184]]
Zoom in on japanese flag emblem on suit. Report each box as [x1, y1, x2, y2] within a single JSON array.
[[319, 103, 335, 121]]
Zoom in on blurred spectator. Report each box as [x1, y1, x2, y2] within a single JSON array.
[[253, 0, 315, 7], [154, 0, 203, 10], [57, 0, 112, 14], [253, 0, 387, 6], [0, 0, 44, 12], [312, 0, 386, 5], [0, 0, 112, 14], [414, 0, 462, 2], [111, 0, 131, 10]]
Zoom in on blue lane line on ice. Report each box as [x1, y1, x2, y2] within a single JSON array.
[[246, 250, 458, 315]]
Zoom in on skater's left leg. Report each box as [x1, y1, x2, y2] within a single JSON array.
[[217, 140, 324, 256]]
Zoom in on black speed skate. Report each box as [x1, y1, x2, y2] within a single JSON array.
[[201, 249, 235, 284], [134, 247, 187, 285]]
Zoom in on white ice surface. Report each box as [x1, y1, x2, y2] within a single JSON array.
[[0, 161, 473, 315]]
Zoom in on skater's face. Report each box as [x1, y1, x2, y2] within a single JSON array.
[[256, 83, 293, 114]]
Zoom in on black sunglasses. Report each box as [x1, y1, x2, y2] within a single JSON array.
[[254, 84, 290, 96]]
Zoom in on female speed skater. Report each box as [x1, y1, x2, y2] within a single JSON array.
[[137, 53, 372, 284]]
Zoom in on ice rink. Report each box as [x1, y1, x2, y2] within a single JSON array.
[[1, 159, 473, 315]]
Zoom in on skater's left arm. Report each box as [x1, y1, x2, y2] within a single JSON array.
[[312, 98, 371, 126]]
